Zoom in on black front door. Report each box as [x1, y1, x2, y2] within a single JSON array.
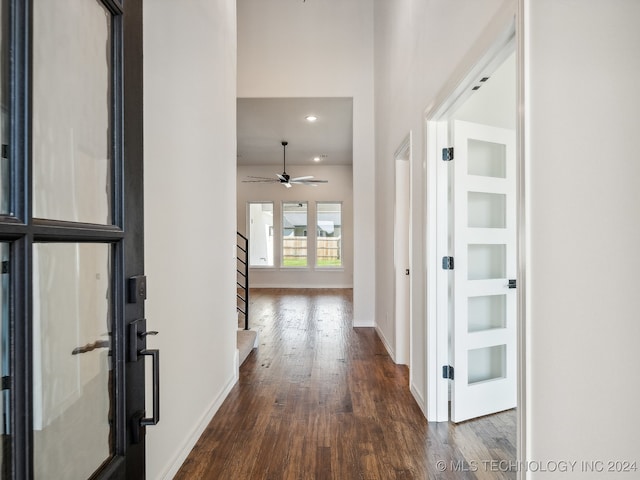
[[0, 1, 151, 478]]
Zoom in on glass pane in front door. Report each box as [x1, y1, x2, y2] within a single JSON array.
[[0, 2, 10, 216], [0, 243, 9, 476], [32, 0, 113, 225], [32, 243, 113, 479]]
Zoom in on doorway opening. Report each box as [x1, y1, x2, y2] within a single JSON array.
[[424, 11, 523, 466], [393, 133, 411, 365]]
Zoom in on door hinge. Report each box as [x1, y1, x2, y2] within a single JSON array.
[[1, 144, 8, 159], [508, 279, 517, 289], [405, 268, 410, 276], [442, 147, 454, 161], [442, 365, 454, 380], [1, 261, 8, 274], [442, 256, 454, 270]]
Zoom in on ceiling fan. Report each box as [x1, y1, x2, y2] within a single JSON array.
[[242, 141, 328, 188]]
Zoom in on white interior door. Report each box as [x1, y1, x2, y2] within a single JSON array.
[[450, 120, 516, 422]]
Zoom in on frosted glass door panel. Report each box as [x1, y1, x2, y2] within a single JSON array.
[[468, 192, 506, 228], [467, 139, 506, 178], [33, 243, 113, 480], [468, 345, 506, 385], [32, 0, 112, 224], [468, 295, 506, 332], [468, 244, 506, 280]]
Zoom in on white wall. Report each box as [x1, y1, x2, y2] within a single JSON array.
[[373, 0, 509, 411], [238, 164, 353, 288], [237, 0, 375, 325], [143, 1, 237, 479], [454, 52, 516, 130], [525, 1, 640, 477]]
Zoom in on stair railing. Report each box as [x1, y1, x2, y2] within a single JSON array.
[[236, 232, 249, 330]]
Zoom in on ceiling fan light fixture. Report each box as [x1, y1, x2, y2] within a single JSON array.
[[242, 140, 328, 187]]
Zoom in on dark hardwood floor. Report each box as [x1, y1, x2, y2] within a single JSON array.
[[175, 288, 516, 480]]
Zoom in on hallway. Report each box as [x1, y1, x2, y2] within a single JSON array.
[[175, 289, 516, 479]]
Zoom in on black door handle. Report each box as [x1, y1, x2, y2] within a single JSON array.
[[128, 319, 161, 444], [139, 348, 160, 427]]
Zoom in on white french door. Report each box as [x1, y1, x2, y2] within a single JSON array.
[[450, 120, 517, 423]]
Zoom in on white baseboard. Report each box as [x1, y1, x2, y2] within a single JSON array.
[[353, 320, 375, 327], [158, 370, 238, 480], [375, 325, 396, 362], [249, 283, 353, 289], [410, 382, 427, 418]]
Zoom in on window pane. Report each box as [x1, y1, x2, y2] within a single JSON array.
[[282, 202, 307, 267], [0, 242, 9, 474], [32, 0, 113, 224], [33, 243, 113, 479], [248, 203, 273, 266], [316, 202, 342, 267], [0, 3, 10, 216]]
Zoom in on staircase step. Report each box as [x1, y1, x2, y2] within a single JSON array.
[[237, 329, 258, 366]]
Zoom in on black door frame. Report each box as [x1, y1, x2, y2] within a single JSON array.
[[0, 0, 146, 478]]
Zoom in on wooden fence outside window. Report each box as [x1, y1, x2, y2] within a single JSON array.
[[282, 236, 341, 266]]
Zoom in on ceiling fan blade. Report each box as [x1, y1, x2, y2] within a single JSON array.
[[242, 175, 278, 183], [284, 182, 292, 188], [276, 174, 287, 181], [242, 179, 279, 183], [290, 175, 314, 181], [294, 179, 328, 184]]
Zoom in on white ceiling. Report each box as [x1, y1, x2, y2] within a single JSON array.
[[236, 97, 353, 167]]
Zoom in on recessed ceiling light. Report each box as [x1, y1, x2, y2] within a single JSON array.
[[305, 115, 318, 122], [313, 157, 321, 162]]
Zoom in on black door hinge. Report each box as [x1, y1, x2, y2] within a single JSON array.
[[1, 261, 8, 274], [442, 147, 454, 161], [442, 256, 454, 270], [443, 365, 454, 380], [508, 279, 517, 289]]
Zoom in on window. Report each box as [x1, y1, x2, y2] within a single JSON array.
[[248, 203, 274, 266], [282, 202, 307, 267], [316, 202, 342, 267]]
